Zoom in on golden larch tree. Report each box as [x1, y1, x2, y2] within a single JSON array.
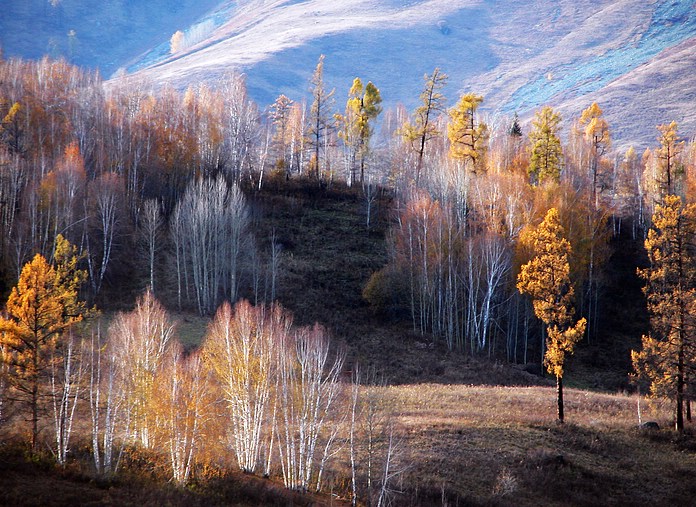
[[401, 67, 448, 185], [447, 92, 488, 173], [655, 121, 684, 198], [517, 208, 586, 423], [579, 102, 611, 208], [336, 77, 382, 185], [0, 235, 89, 451], [632, 195, 696, 431]]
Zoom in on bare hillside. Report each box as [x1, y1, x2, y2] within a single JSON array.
[[121, 0, 696, 149]]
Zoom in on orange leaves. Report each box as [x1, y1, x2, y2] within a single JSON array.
[[393, 191, 450, 272], [4, 250, 84, 352], [633, 195, 696, 430], [0, 235, 89, 450]]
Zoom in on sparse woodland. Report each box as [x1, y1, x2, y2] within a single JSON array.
[[1, 55, 696, 505]]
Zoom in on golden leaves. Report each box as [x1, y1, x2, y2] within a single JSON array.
[[517, 208, 584, 377]]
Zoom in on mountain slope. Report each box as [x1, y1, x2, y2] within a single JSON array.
[[2, 0, 694, 149], [121, 0, 695, 150], [0, 0, 220, 76]]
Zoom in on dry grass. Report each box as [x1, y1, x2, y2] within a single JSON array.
[[364, 383, 696, 506]]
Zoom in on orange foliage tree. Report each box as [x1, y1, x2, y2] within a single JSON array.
[[0, 235, 89, 451]]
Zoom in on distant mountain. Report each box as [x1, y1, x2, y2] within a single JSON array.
[[2, 0, 694, 150], [0, 0, 219, 76]]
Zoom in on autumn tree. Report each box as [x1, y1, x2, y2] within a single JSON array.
[[336, 78, 382, 185], [154, 344, 213, 483], [615, 146, 646, 237], [0, 234, 89, 451], [0, 101, 25, 155], [632, 195, 696, 431], [655, 121, 684, 198], [203, 300, 290, 473], [528, 106, 563, 186], [138, 199, 162, 293], [307, 55, 335, 179], [87, 322, 123, 476], [578, 103, 611, 208], [276, 323, 345, 491], [84, 172, 123, 297], [221, 73, 259, 179], [172, 175, 251, 315], [107, 289, 174, 448], [269, 94, 294, 172], [447, 93, 488, 173], [517, 208, 586, 423], [401, 67, 448, 185]]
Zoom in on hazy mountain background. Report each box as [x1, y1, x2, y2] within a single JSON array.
[[1, 0, 694, 150]]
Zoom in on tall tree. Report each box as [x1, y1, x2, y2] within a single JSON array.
[[203, 300, 290, 473], [276, 323, 344, 492], [447, 92, 488, 174], [107, 288, 174, 448], [632, 195, 696, 431], [139, 199, 162, 293], [578, 102, 611, 208], [336, 78, 382, 185], [269, 94, 294, 173], [172, 176, 250, 315], [153, 344, 212, 483], [307, 55, 335, 180], [655, 121, 684, 198], [401, 68, 448, 185], [0, 235, 89, 451], [528, 106, 563, 186], [517, 208, 586, 423]]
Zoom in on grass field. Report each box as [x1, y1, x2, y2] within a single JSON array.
[[383, 383, 696, 506], [1, 383, 693, 506]]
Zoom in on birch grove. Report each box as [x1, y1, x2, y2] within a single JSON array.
[[203, 300, 288, 473], [107, 289, 175, 448], [276, 324, 345, 492], [172, 175, 251, 315]]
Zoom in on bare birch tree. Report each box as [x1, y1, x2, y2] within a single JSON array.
[[203, 300, 290, 473], [88, 322, 124, 476], [108, 289, 175, 447], [49, 328, 84, 465], [276, 324, 345, 492], [139, 198, 162, 293], [173, 175, 250, 314]]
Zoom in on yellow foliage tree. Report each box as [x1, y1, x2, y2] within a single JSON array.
[[517, 208, 586, 422], [579, 102, 611, 208], [336, 77, 382, 185], [0, 234, 89, 451], [655, 121, 684, 198], [632, 195, 696, 431], [108, 288, 174, 448], [203, 300, 290, 473], [401, 67, 448, 185], [447, 92, 488, 173]]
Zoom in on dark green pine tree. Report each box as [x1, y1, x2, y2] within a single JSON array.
[[509, 111, 523, 138]]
